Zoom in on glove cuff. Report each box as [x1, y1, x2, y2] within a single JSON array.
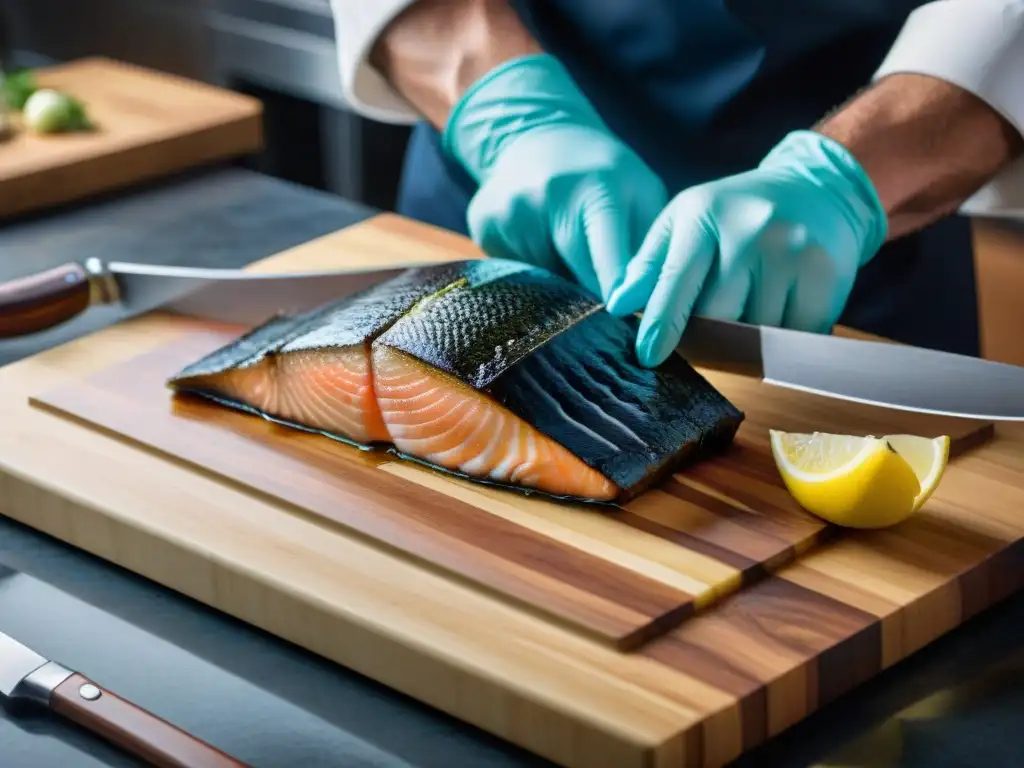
[[441, 53, 608, 182], [760, 130, 889, 265]]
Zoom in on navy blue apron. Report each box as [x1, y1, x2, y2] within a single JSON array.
[[394, 0, 980, 356]]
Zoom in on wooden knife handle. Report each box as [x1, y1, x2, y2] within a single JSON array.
[[51, 673, 248, 768], [0, 262, 107, 338]]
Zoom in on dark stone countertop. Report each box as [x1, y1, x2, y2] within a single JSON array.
[[1, 167, 1022, 768]]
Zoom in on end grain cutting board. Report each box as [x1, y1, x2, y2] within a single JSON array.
[[0, 57, 262, 219], [3, 214, 1024, 768]]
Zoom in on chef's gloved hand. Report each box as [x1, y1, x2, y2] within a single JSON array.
[[606, 130, 888, 367], [442, 53, 667, 302]]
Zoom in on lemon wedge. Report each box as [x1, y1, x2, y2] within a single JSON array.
[[769, 430, 950, 529]]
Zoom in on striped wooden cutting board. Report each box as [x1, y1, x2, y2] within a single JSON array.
[[28, 225, 994, 652]]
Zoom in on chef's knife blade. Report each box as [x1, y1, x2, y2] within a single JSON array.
[[0, 628, 246, 767], [0, 257, 447, 338], [107, 260, 442, 327], [678, 316, 1024, 422], [0, 627, 48, 700]]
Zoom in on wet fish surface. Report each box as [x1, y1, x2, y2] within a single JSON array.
[[168, 259, 745, 503]]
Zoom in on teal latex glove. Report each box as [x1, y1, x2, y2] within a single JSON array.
[[442, 53, 667, 302], [606, 130, 888, 367]]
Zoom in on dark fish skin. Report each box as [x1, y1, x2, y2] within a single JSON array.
[[171, 313, 305, 385], [169, 260, 494, 385], [492, 312, 742, 500], [376, 269, 744, 502], [169, 258, 745, 503]]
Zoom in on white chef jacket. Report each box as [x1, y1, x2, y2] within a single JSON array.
[[328, 0, 1024, 213]]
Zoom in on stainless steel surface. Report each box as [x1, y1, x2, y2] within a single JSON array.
[[105, 261, 442, 326], [8, 0, 341, 101], [79, 684, 101, 701], [678, 316, 1024, 421], [18, 661, 76, 705], [209, 4, 345, 108], [0, 630, 49, 699]]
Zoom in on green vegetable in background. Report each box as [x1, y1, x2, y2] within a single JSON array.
[[23, 89, 92, 133], [2, 69, 38, 110]]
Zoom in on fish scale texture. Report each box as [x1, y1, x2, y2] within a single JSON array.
[[374, 269, 602, 390]]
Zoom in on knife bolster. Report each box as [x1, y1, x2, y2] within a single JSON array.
[[83, 257, 121, 305], [11, 660, 74, 705]]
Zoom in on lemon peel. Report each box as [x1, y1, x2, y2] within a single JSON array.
[[769, 430, 950, 529]]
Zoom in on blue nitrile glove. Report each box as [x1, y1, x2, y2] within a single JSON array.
[[606, 130, 888, 367], [442, 53, 667, 302]]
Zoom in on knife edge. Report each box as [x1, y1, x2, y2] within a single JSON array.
[[762, 376, 1024, 422]]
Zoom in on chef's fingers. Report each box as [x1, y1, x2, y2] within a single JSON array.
[[737, 223, 794, 327], [782, 243, 856, 333], [468, 183, 563, 275], [604, 208, 673, 317], [633, 218, 717, 368], [581, 202, 634, 303]]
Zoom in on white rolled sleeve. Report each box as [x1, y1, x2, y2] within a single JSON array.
[[328, 0, 422, 124], [873, 0, 1024, 214]]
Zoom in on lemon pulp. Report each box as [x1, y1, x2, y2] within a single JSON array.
[[882, 434, 951, 511], [769, 430, 950, 529]]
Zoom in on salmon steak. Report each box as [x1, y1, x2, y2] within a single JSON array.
[[167, 259, 745, 503]]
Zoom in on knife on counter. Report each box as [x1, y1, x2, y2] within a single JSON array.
[[2, 257, 1023, 422], [0, 627, 246, 767]]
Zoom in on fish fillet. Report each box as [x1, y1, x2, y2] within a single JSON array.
[[169, 259, 745, 503], [373, 346, 619, 499]]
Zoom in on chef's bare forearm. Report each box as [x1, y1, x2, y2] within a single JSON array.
[[369, 0, 542, 128], [816, 73, 1024, 240]]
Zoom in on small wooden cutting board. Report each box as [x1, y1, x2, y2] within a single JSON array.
[[2, 213, 1022, 768], [0, 57, 262, 219]]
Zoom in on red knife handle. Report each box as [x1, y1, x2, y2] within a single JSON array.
[[50, 673, 248, 768], [0, 260, 118, 338]]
